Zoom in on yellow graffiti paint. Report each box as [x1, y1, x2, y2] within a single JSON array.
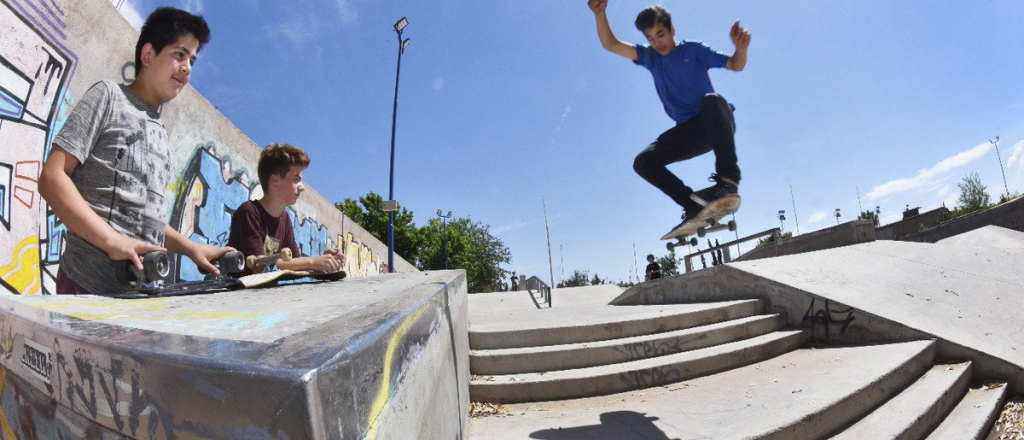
[[0, 365, 18, 440], [0, 236, 41, 295], [364, 308, 427, 440]]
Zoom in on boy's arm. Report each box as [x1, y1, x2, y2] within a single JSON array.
[[38, 146, 165, 271], [163, 226, 234, 276], [725, 20, 751, 72], [276, 250, 344, 273], [588, 0, 638, 61]]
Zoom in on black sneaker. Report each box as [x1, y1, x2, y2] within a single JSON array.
[[691, 174, 739, 207], [670, 202, 704, 232]]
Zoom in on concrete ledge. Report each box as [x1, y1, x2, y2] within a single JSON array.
[[0, 270, 468, 440]]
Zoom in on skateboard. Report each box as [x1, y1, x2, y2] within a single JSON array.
[[662, 195, 741, 251], [113, 249, 345, 298], [114, 250, 247, 298]]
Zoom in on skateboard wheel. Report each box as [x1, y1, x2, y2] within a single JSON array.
[[142, 252, 170, 281], [280, 248, 293, 261], [666, 242, 675, 251], [697, 228, 707, 238], [727, 220, 737, 231], [689, 238, 698, 247], [218, 251, 245, 274]]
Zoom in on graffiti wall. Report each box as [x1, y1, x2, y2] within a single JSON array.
[[0, 0, 403, 295]]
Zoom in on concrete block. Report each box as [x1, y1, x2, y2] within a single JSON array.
[[926, 383, 1009, 440]]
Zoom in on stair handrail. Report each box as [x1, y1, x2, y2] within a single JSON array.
[[524, 276, 552, 308]]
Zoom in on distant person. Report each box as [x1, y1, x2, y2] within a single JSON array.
[[510, 271, 519, 291], [587, 1, 751, 232], [38, 7, 234, 295], [227, 143, 344, 275], [381, 263, 388, 274], [645, 254, 662, 281]]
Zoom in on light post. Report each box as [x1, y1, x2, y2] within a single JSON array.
[[386, 17, 410, 273], [437, 209, 452, 269], [835, 208, 841, 225], [777, 210, 786, 232], [991, 136, 1010, 198]]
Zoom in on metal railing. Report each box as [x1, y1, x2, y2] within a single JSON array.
[[682, 228, 781, 273], [524, 276, 552, 308]]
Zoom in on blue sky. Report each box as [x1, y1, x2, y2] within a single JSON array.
[[117, 0, 1024, 284]]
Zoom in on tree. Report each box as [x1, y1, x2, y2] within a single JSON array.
[[957, 172, 990, 214], [657, 252, 679, 277], [417, 217, 511, 293], [858, 210, 880, 227], [335, 192, 419, 263], [590, 273, 604, 285], [557, 270, 590, 288]]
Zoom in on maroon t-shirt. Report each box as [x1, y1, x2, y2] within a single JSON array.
[[227, 200, 301, 275]]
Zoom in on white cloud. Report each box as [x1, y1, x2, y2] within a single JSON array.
[[182, 0, 204, 13], [494, 217, 542, 235], [334, 0, 358, 23], [1006, 140, 1023, 172], [865, 142, 991, 201], [267, 21, 319, 47], [116, 0, 146, 30], [807, 211, 828, 225]]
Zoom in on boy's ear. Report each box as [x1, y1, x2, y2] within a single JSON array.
[[140, 42, 156, 69]]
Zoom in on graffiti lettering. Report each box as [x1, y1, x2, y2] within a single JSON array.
[[618, 365, 681, 389], [20, 339, 51, 384], [800, 297, 855, 342]]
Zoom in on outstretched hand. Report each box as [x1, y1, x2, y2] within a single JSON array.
[[105, 234, 166, 273], [588, 0, 607, 14], [730, 20, 751, 50]]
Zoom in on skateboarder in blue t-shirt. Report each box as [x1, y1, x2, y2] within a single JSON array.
[[588, 1, 751, 232]]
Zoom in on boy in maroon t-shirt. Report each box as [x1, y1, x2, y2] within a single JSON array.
[[227, 143, 344, 275]]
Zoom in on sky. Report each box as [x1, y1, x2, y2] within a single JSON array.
[[115, 0, 1024, 285]]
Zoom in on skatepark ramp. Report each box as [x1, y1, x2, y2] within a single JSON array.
[[468, 230, 1022, 438]]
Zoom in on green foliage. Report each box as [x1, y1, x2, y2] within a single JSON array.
[[590, 273, 605, 285], [417, 217, 512, 293], [558, 270, 591, 288], [335, 192, 419, 263], [997, 192, 1022, 205], [656, 252, 679, 278], [858, 210, 880, 227], [757, 231, 793, 247], [957, 171, 991, 214]]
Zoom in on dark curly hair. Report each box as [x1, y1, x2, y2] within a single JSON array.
[[634, 5, 672, 32], [134, 7, 211, 77]]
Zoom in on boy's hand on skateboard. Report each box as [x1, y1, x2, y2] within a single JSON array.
[[730, 20, 751, 50], [588, 0, 608, 14], [311, 253, 343, 273], [105, 234, 166, 272], [188, 244, 236, 276]]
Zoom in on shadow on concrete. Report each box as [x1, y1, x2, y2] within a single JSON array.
[[528, 411, 678, 440]]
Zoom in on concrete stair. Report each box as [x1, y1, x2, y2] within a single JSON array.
[[468, 339, 1011, 439], [469, 300, 809, 403]]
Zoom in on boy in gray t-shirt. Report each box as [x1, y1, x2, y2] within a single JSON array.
[[38, 7, 233, 295]]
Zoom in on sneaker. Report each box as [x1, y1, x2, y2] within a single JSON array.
[[670, 202, 703, 232], [690, 174, 739, 207]]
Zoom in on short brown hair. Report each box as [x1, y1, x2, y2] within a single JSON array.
[[258, 143, 310, 191], [635, 5, 672, 32]]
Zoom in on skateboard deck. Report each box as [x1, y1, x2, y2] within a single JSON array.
[[662, 195, 741, 250], [238, 269, 347, 288]]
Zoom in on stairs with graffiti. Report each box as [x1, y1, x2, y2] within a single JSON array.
[[468, 296, 1010, 438]]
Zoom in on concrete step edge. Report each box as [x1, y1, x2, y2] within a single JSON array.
[[469, 299, 765, 350], [925, 382, 1010, 440], [470, 313, 787, 375], [469, 329, 808, 404], [756, 339, 937, 440], [829, 361, 972, 439]]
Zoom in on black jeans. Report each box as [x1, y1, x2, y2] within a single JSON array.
[[633, 93, 740, 208]]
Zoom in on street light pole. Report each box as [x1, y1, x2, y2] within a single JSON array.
[[387, 17, 410, 273], [991, 136, 1010, 198], [437, 209, 452, 269], [835, 208, 841, 225], [777, 210, 786, 233]]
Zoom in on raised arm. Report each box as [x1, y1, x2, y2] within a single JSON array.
[[588, 0, 637, 61], [725, 20, 751, 72]]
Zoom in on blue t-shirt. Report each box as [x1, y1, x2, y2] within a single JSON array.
[[634, 41, 730, 123]]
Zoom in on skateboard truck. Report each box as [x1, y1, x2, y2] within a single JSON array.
[[116, 251, 246, 290], [246, 248, 294, 271]]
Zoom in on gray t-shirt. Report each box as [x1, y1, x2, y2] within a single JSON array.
[[53, 80, 171, 295]]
